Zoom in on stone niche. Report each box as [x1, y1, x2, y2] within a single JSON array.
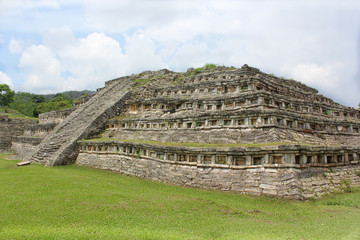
[[76, 141, 360, 199]]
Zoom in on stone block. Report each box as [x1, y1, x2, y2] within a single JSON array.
[[17, 161, 31, 166], [262, 189, 277, 196], [259, 183, 277, 190]]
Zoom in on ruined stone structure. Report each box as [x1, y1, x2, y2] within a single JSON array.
[[12, 108, 76, 159], [14, 64, 360, 199], [0, 115, 36, 152]]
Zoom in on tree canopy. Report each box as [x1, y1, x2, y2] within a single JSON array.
[[9, 92, 44, 117], [9, 92, 74, 118], [33, 94, 73, 117], [0, 84, 15, 107], [5, 89, 93, 118]]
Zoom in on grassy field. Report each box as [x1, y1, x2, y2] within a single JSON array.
[[0, 153, 359, 240]]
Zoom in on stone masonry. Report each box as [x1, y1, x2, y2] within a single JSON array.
[[28, 77, 135, 165], [22, 64, 360, 199], [0, 115, 37, 152]]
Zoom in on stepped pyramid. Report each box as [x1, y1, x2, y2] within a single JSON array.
[[99, 64, 360, 148], [25, 64, 360, 199]]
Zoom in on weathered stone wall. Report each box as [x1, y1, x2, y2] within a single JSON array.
[[76, 149, 360, 200], [103, 121, 360, 146], [12, 122, 56, 159], [39, 108, 74, 124], [0, 115, 37, 152], [12, 137, 42, 160], [103, 128, 275, 144], [299, 166, 360, 198], [23, 123, 57, 136], [76, 151, 302, 199]]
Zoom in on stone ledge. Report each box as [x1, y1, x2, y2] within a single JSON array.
[[75, 151, 360, 200]]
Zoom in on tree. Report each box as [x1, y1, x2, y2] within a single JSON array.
[[33, 94, 73, 117], [31, 94, 45, 104], [9, 92, 37, 117], [0, 84, 15, 107]]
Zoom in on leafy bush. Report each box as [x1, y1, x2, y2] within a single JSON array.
[[204, 63, 217, 69], [0, 84, 15, 107], [194, 67, 203, 74]]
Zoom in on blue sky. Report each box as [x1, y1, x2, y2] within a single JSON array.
[[0, 0, 359, 107]]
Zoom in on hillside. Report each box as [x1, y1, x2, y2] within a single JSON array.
[[40, 90, 96, 100]]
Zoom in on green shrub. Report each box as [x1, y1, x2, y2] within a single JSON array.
[[340, 178, 353, 193], [194, 67, 203, 74], [204, 63, 217, 69]]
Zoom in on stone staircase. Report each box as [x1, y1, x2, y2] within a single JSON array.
[[29, 77, 134, 166]]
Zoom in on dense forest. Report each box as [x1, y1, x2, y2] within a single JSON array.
[[0, 84, 94, 118]]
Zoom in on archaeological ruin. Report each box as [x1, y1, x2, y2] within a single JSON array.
[[9, 64, 360, 199]]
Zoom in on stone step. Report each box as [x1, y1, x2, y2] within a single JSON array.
[[29, 77, 134, 165]]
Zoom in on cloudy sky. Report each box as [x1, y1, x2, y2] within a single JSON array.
[[0, 0, 359, 107]]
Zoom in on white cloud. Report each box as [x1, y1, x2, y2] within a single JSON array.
[[0, 71, 15, 89], [59, 32, 127, 90], [83, 0, 198, 32], [17, 29, 168, 93], [123, 33, 168, 73], [285, 63, 359, 107], [19, 44, 64, 93], [43, 26, 76, 51], [8, 39, 24, 53], [288, 63, 341, 89], [4, 0, 360, 108], [169, 42, 208, 70]]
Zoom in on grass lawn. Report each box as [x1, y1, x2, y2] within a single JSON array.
[[0, 153, 359, 240]]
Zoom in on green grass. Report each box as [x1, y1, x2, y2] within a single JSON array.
[[0, 107, 38, 120], [84, 138, 295, 148], [186, 67, 204, 76], [133, 76, 163, 87], [133, 78, 152, 86], [1, 155, 360, 239]]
